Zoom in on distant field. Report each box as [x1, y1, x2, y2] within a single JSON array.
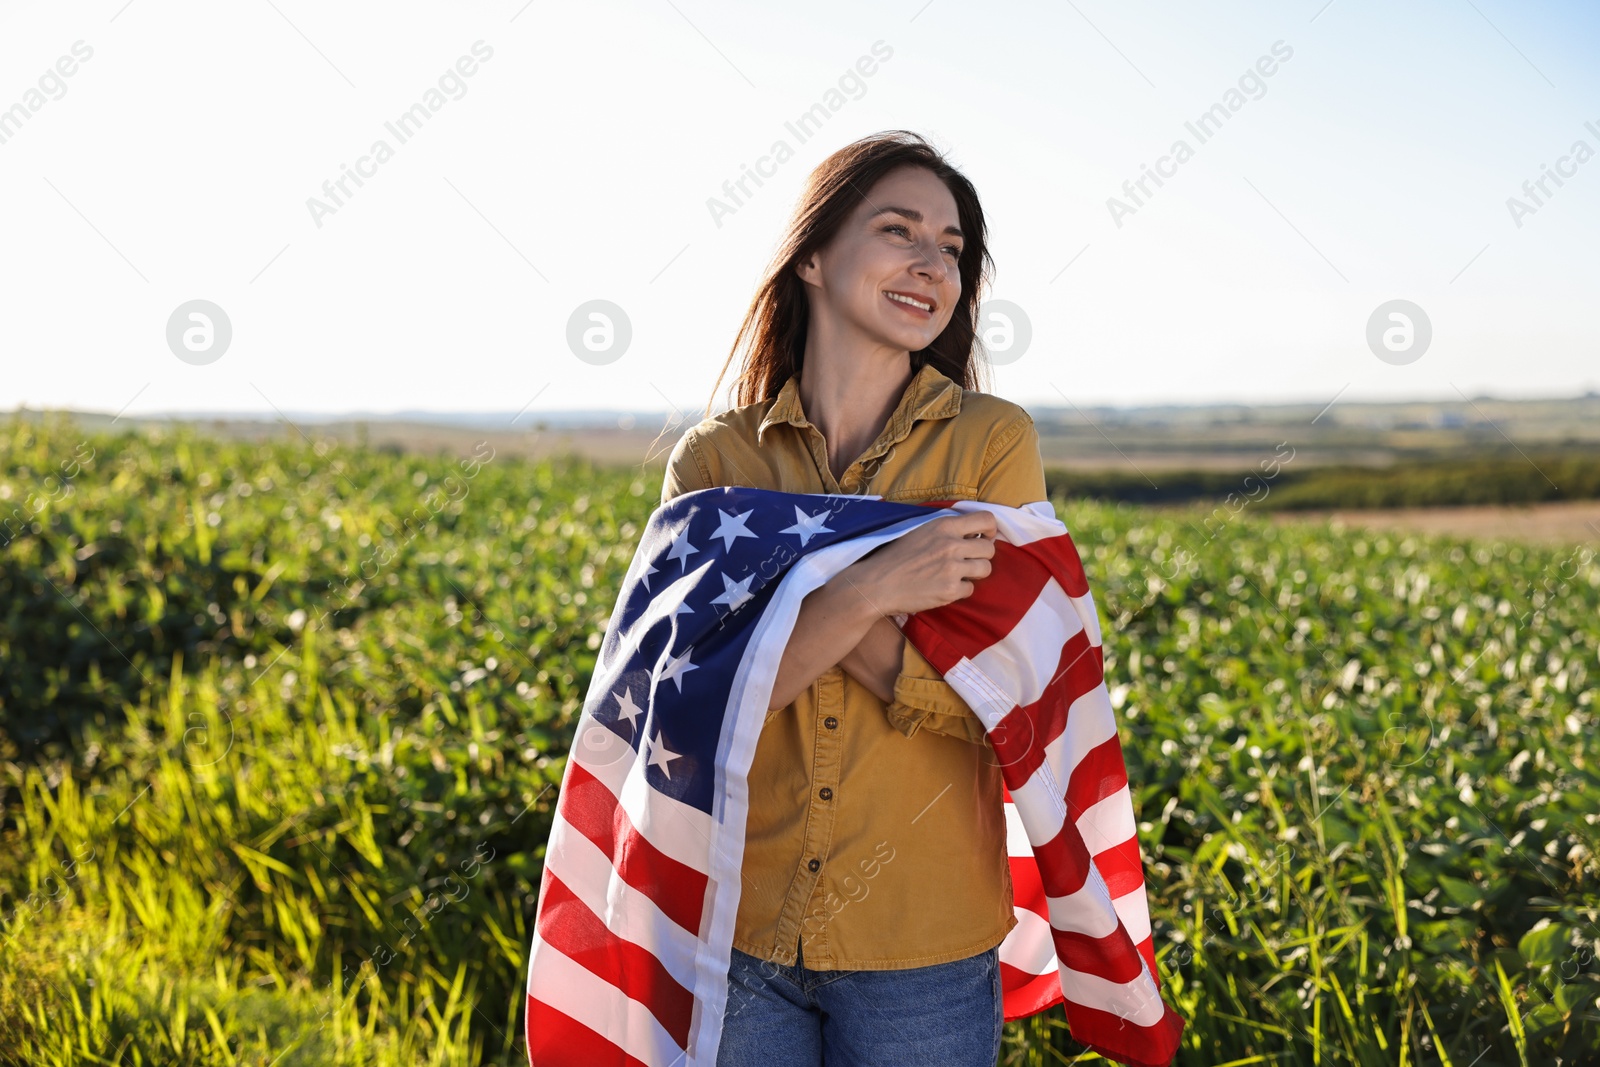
[[1048, 455, 1600, 511], [1274, 500, 1600, 547], [14, 390, 1600, 477]]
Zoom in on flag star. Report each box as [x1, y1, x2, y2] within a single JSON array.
[[633, 557, 659, 591], [647, 729, 682, 779], [666, 525, 700, 571], [710, 508, 759, 552], [782, 506, 835, 546], [613, 686, 644, 731], [711, 571, 756, 613], [657, 645, 698, 692]]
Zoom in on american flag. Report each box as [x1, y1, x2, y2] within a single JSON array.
[[523, 486, 1185, 1067]]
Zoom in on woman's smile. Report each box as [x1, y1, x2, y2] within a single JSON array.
[[883, 289, 936, 318]]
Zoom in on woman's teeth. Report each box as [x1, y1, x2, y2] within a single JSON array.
[[886, 292, 932, 312]]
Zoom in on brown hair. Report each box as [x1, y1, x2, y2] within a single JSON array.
[[703, 129, 995, 420]]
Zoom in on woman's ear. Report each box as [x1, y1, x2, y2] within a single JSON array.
[[794, 253, 820, 288]]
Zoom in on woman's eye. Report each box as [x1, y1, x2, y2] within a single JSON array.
[[885, 224, 962, 259]]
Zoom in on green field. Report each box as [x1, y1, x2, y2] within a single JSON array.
[[1045, 454, 1600, 510], [1, 414, 1597, 1066]]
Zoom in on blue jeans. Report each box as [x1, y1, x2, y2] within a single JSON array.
[[716, 938, 1003, 1066]]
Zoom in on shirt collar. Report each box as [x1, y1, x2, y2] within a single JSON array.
[[755, 361, 962, 446]]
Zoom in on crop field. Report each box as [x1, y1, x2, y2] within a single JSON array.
[[1, 415, 1597, 1066]]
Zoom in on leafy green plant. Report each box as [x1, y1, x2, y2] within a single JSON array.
[[2, 416, 1597, 1065]]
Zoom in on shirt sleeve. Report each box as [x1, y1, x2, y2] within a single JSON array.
[[882, 411, 1049, 742], [659, 429, 711, 507]]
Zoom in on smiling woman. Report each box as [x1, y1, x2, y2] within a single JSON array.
[[660, 130, 1051, 1067]]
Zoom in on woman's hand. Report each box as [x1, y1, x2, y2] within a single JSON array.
[[843, 510, 998, 618], [765, 510, 997, 712]]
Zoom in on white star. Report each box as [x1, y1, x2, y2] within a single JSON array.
[[633, 557, 659, 592], [613, 686, 644, 731], [657, 645, 698, 692], [710, 508, 760, 552], [782, 506, 835, 546], [666, 524, 700, 571], [711, 571, 756, 613], [647, 729, 683, 779]]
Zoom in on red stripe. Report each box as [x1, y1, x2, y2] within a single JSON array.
[[999, 962, 1065, 1022], [1044, 994, 1186, 1067], [558, 760, 708, 934], [1042, 528, 1090, 599], [1132, 932, 1159, 987], [910, 500, 1090, 598], [904, 539, 1049, 675], [1066, 732, 1130, 821], [1047, 922, 1152, 986], [1007, 850, 1049, 920], [1029, 813, 1093, 900], [1091, 834, 1147, 899], [526, 994, 655, 1067], [1009, 832, 1148, 971], [988, 630, 1105, 785], [534, 872, 695, 1049]]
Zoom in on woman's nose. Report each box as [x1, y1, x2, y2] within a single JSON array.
[[910, 242, 950, 282]]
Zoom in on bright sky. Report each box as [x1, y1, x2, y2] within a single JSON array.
[[2, 0, 1597, 421]]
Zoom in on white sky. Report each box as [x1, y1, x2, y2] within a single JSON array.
[[1, 0, 1596, 420]]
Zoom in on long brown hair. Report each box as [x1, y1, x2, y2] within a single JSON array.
[[704, 129, 995, 420]]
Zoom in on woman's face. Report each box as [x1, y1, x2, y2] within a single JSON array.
[[796, 165, 965, 358]]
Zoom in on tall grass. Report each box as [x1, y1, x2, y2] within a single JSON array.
[[2, 416, 1598, 1064]]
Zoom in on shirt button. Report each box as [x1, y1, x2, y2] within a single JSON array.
[[824, 716, 838, 730], [807, 858, 820, 872], [818, 787, 833, 801]]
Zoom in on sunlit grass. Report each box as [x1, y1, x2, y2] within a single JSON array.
[[3, 415, 1597, 1065]]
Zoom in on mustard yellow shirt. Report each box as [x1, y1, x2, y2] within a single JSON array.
[[658, 361, 1049, 970]]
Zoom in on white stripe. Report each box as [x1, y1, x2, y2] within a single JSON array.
[[1077, 783, 1136, 858], [1057, 958, 1170, 1029], [1006, 768, 1071, 859], [1068, 589, 1102, 649], [1004, 800, 1032, 857], [1038, 681, 1117, 810], [1020, 499, 1058, 524], [1004, 681, 1118, 846], [964, 577, 1081, 709], [1000, 904, 1059, 975], [1042, 863, 1122, 939], [944, 658, 1020, 732], [1061, 683, 1117, 771], [570, 734, 715, 876], [938, 496, 1103, 654], [526, 932, 685, 1066], [542, 811, 703, 994], [1111, 882, 1153, 947], [936, 498, 1068, 547]]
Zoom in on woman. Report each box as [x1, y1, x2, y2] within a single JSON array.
[[659, 130, 1049, 1066]]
